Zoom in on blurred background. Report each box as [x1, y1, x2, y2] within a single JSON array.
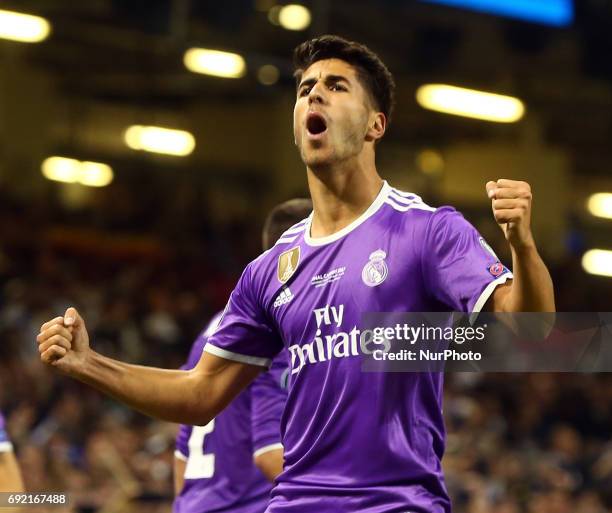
[[0, 0, 610, 512]]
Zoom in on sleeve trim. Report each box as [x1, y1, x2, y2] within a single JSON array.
[[253, 442, 283, 458], [204, 343, 271, 368], [0, 441, 13, 452], [469, 272, 514, 324], [174, 450, 188, 461]]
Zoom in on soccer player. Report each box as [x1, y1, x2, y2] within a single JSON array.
[[174, 199, 312, 513], [37, 35, 555, 513], [174, 315, 286, 513], [0, 411, 25, 492]]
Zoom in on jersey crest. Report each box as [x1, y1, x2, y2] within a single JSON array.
[[362, 249, 388, 287], [278, 246, 300, 284]]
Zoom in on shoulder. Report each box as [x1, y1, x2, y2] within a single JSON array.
[[381, 185, 440, 234], [384, 185, 437, 215], [384, 184, 465, 224], [383, 185, 475, 239], [246, 216, 310, 281], [424, 205, 476, 238]]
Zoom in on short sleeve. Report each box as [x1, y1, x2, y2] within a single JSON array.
[[175, 424, 191, 461], [204, 263, 283, 367], [251, 352, 287, 457], [423, 207, 513, 316]]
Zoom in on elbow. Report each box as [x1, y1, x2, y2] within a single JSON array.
[[253, 446, 284, 482]]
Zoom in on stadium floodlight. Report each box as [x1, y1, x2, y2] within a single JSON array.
[[582, 249, 612, 278], [41, 157, 114, 187], [416, 84, 525, 123], [278, 4, 311, 31], [79, 161, 114, 187], [124, 125, 196, 157], [183, 48, 246, 79], [421, 0, 573, 27], [0, 9, 51, 43], [586, 193, 612, 220], [42, 157, 80, 183]]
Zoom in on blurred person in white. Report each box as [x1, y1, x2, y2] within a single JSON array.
[[0, 410, 24, 491]]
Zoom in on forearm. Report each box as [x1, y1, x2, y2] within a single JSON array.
[[71, 351, 214, 425], [39, 309, 263, 425], [502, 245, 555, 312]]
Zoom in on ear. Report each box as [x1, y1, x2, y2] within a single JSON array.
[[365, 112, 386, 142]]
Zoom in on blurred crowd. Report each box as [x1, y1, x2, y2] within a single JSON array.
[[444, 374, 611, 513], [0, 191, 610, 513]]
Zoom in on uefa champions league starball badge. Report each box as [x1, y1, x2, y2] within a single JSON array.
[[362, 249, 388, 287]]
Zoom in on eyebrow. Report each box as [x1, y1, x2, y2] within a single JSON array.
[[297, 74, 350, 91]]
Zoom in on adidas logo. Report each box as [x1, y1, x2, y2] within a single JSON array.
[[274, 287, 294, 308]]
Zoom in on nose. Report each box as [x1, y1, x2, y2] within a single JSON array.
[[308, 82, 326, 105]]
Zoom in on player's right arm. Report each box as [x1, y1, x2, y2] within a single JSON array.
[[36, 307, 263, 426]]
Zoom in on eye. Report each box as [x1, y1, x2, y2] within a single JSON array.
[[330, 83, 346, 92], [298, 85, 311, 97]]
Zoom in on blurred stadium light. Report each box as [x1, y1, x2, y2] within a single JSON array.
[[582, 249, 612, 277], [41, 157, 80, 184], [416, 149, 445, 176], [124, 125, 196, 157], [183, 48, 246, 79], [79, 162, 114, 187], [278, 4, 312, 31], [0, 9, 51, 43], [421, 0, 574, 27], [257, 64, 281, 85], [586, 193, 612, 220], [416, 84, 525, 123], [42, 157, 113, 187]]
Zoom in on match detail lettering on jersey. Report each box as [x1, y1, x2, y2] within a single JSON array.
[[311, 266, 346, 287]]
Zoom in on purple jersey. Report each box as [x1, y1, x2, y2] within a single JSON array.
[[204, 182, 512, 513], [174, 313, 287, 513], [0, 412, 13, 452]]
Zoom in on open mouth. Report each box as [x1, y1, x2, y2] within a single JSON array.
[[306, 112, 327, 135]]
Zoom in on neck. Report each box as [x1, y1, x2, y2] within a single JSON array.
[[307, 153, 383, 238]]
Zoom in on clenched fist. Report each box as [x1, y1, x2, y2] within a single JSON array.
[[37, 307, 90, 376], [486, 179, 535, 250]]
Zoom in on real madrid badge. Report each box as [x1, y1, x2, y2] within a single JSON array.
[[362, 249, 388, 287]]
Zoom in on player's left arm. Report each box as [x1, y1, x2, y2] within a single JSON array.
[[254, 448, 283, 482], [484, 179, 555, 313], [173, 422, 190, 495], [0, 451, 25, 492], [251, 356, 287, 482], [174, 455, 186, 495]]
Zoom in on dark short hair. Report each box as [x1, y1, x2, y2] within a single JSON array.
[[262, 198, 313, 250], [293, 35, 396, 125]]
